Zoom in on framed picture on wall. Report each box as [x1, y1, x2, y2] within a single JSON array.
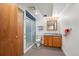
[[38, 26, 44, 31]]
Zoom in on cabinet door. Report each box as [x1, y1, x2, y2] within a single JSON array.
[[53, 36, 61, 47], [48, 36, 53, 47], [44, 36, 49, 46]]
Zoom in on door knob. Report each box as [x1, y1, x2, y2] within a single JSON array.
[[16, 35, 18, 38]]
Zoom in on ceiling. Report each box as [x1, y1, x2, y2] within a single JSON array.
[[17, 3, 53, 17], [36, 3, 53, 17], [53, 3, 71, 16], [17, 3, 70, 18]]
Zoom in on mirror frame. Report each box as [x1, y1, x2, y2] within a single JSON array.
[[46, 20, 57, 31]]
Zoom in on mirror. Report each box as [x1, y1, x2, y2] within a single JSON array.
[[47, 20, 57, 31]]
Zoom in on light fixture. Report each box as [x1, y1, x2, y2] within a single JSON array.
[[29, 6, 36, 10]]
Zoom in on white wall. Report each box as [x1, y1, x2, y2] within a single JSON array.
[[36, 13, 44, 35], [52, 3, 67, 16], [60, 4, 79, 56]]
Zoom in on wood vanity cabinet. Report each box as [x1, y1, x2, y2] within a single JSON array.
[[44, 35, 62, 48]]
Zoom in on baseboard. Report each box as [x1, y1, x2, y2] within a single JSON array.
[[62, 47, 69, 56], [24, 42, 36, 54]]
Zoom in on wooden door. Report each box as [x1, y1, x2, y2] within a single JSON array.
[[0, 4, 24, 56], [16, 7, 24, 55], [53, 36, 61, 48], [0, 4, 18, 56]]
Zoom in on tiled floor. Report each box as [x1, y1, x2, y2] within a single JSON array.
[[24, 45, 65, 56]]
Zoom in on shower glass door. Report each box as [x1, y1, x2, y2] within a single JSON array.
[[26, 17, 36, 48], [26, 17, 31, 48]]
